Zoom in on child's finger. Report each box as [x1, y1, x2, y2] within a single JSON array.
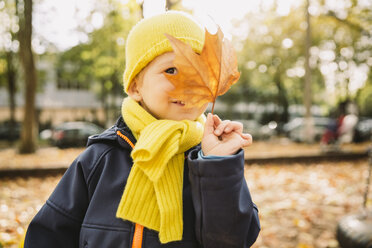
[[204, 113, 215, 136], [241, 137, 252, 147], [226, 121, 243, 134], [236, 133, 252, 148], [216, 121, 244, 136], [241, 133, 253, 144], [212, 114, 222, 129], [214, 120, 231, 136]]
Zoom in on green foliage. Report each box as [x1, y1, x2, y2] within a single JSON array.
[[233, 6, 314, 122], [357, 79, 372, 116], [0, 54, 6, 87], [56, 0, 138, 99], [228, 0, 371, 122], [0, 0, 16, 89], [2, 0, 370, 123]]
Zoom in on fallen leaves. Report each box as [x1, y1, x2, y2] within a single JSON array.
[[0, 176, 60, 248], [0, 145, 370, 248], [164, 27, 240, 113], [0, 147, 84, 170], [246, 160, 370, 248]]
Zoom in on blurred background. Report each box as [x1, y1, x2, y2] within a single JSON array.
[[0, 0, 371, 247], [0, 0, 371, 149]]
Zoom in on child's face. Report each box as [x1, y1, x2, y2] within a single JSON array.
[[129, 52, 208, 121]]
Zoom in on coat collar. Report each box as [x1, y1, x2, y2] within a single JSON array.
[[87, 116, 137, 150]]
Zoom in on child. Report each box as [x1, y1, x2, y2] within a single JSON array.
[[24, 11, 260, 248]]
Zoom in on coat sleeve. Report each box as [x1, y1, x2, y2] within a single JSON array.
[[24, 145, 112, 248], [188, 148, 260, 248]]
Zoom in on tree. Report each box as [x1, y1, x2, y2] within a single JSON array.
[[5, 51, 17, 142], [224, 0, 371, 128], [18, 0, 38, 153], [0, 0, 19, 142], [56, 0, 140, 125], [357, 75, 372, 117], [235, 2, 320, 124], [304, 0, 314, 143], [314, 0, 372, 108]]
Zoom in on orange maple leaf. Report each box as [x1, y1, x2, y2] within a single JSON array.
[[164, 27, 240, 113]]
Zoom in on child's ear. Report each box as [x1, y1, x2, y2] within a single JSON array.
[[127, 79, 142, 102]]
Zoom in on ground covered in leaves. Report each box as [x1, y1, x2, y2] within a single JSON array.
[[246, 159, 370, 248], [1, 159, 371, 247], [0, 147, 83, 169], [0, 140, 369, 169], [0, 141, 370, 247]]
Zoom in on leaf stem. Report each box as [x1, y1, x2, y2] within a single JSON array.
[[211, 101, 215, 114]]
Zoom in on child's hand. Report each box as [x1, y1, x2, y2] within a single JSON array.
[[201, 113, 252, 156]]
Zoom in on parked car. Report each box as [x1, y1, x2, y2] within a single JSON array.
[[0, 121, 21, 140], [354, 118, 372, 142], [51, 122, 105, 148], [39, 129, 53, 141], [233, 119, 278, 140], [259, 121, 278, 140], [283, 117, 331, 142]]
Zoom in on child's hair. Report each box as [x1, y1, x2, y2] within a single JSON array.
[[123, 11, 205, 93]]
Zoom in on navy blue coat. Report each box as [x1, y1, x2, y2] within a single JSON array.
[[24, 117, 260, 248]]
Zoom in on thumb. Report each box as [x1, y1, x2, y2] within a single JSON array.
[[204, 113, 215, 135]]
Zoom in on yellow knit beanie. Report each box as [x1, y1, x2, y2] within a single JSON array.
[[123, 11, 205, 93]]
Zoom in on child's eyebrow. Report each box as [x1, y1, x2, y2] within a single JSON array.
[[157, 61, 175, 68]]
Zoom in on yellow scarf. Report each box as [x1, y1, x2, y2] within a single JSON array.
[[116, 97, 205, 243]]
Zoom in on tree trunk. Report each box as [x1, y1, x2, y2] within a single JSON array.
[[18, 0, 38, 153], [274, 70, 289, 125], [6, 51, 17, 143], [304, 0, 314, 143], [101, 80, 109, 127]]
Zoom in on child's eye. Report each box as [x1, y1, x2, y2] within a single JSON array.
[[165, 67, 177, 75]]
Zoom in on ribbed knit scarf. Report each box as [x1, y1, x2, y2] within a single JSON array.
[[116, 97, 205, 243]]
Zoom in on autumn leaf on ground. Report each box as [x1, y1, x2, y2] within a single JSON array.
[[164, 27, 240, 113]]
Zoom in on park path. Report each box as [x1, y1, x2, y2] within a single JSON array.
[[0, 140, 369, 170]]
